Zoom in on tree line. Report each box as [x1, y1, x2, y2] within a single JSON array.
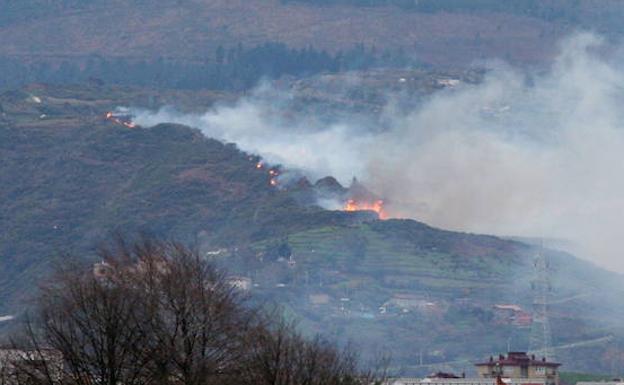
[[2, 238, 386, 385], [0, 42, 411, 91]]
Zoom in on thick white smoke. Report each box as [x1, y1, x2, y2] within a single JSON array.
[[130, 87, 376, 182], [131, 33, 624, 273]]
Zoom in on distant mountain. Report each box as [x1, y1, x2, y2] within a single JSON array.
[[2, 0, 622, 80], [5, 0, 624, 92], [1, 84, 623, 375]]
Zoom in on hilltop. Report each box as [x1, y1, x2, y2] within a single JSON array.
[[1, 84, 623, 374]]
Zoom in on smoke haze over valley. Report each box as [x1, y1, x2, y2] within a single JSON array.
[[4, 0, 624, 377], [132, 33, 624, 273]]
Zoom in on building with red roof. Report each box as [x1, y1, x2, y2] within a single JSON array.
[[475, 352, 561, 385]]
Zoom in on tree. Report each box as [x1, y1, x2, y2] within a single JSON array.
[[128, 240, 256, 385], [239, 314, 368, 385], [14, 257, 153, 385], [9, 238, 385, 385]]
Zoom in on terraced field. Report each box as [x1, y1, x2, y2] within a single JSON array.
[[285, 221, 526, 283]]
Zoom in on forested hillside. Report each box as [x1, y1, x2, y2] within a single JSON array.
[[2, 0, 623, 66], [1, 84, 623, 374], [0, 84, 364, 310], [0, 43, 411, 90], [3, 0, 624, 379], [0, 0, 573, 91]]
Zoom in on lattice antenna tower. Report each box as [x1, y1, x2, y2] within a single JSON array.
[[528, 244, 555, 361]]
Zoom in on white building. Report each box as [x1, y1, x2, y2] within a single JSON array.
[[390, 378, 546, 385], [388, 352, 559, 385], [226, 276, 252, 291]]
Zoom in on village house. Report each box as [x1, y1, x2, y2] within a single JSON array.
[[389, 352, 560, 385], [308, 293, 331, 306], [475, 352, 560, 385], [384, 294, 439, 314], [492, 305, 532, 327], [226, 275, 252, 291]]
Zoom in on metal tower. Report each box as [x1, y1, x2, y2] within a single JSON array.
[[528, 247, 555, 361]]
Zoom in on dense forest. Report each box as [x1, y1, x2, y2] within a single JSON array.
[[0, 43, 411, 91]]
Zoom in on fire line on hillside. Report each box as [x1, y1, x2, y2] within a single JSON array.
[[253, 157, 389, 219], [105, 111, 136, 128], [344, 199, 387, 219]]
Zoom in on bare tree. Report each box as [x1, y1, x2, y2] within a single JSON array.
[[9, 238, 384, 385], [239, 312, 385, 385], [128, 240, 256, 385], [15, 257, 152, 385]]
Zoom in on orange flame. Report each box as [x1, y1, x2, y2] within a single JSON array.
[[105, 111, 136, 129], [344, 199, 387, 219]]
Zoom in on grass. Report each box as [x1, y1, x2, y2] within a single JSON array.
[[282, 223, 517, 290]]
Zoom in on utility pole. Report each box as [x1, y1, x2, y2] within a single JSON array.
[[529, 245, 555, 361]]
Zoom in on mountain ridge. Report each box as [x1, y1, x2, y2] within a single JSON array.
[[1, 83, 622, 374]]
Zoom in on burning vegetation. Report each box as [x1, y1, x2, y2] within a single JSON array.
[[252, 158, 281, 187], [344, 198, 387, 219], [341, 178, 388, 219], [105, 111, 136, 128], [268, 169, 279, 186], [252, 158, 388, 219]]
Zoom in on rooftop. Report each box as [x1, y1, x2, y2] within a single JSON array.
[[475, 352, 561, 368]]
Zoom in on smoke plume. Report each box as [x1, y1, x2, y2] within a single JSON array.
[[131, 33, 624, 273]]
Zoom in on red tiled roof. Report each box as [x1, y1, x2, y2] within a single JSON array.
[[475, 352, 561, 368]]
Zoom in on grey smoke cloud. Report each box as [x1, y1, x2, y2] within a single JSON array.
[[130, 87, 376, 183], [131, 33, 624, 273]]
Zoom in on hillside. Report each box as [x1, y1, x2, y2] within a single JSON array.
[[0, 0, 610, 79], [1, 84, 623, 375], [0, 83, 362, 309], [224, 219, 624, 375], [5, 1, 624, 92], [3, 0, 624, 67]]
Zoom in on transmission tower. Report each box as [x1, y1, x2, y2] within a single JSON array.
[[528, 247, 555, 361]]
